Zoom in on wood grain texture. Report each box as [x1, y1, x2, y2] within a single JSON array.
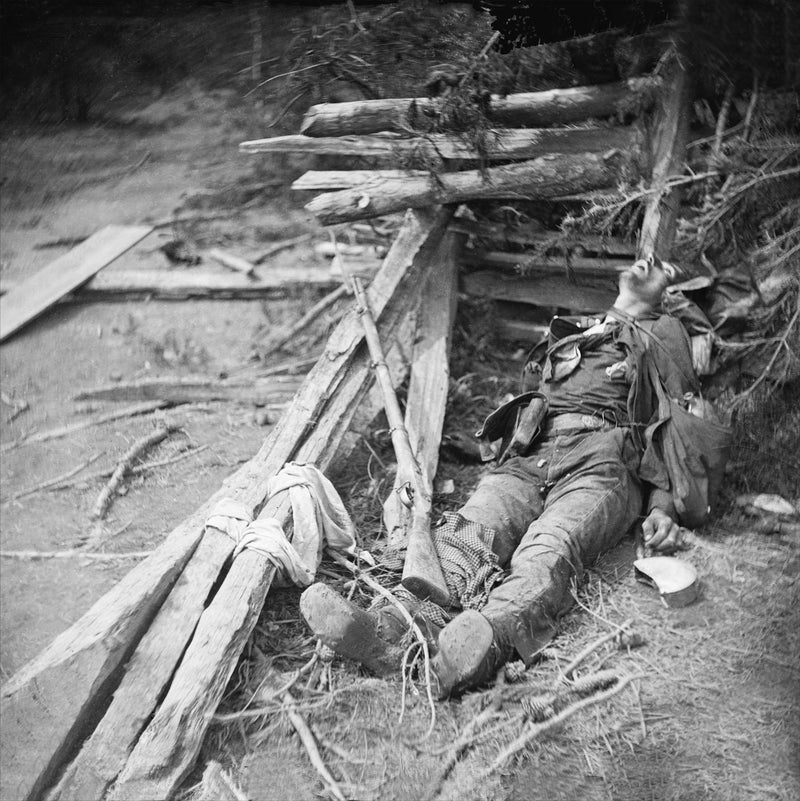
[[299, 79, 654, 137], [0, 225, 152, 341], [306, 152, 626, 225]]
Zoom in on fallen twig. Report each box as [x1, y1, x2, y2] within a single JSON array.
[[1, 452, 104, 505], [4, 445, 207, 504], [0, 400, 168, 452], [0, 549, 151, 561], [281, 690, 347, 801], [253, 233, 314, 263], [560, 618, 635, 680], [265, 283, 349, 355], [483, 672, 643, 776], [92, 425, 181, 519]]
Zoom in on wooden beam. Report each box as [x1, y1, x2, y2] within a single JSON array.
[[306, 151, 627, 225], [244, 126, 637, 165], [299, 78, 655, 137], [449, 220, 636, 257], [106, 219, 449, 801], [461, 250, 626, 276], [461, 271, 617, 313], [33, 207, 449, 801], [383, 231, 459, 547], [0, 225, 152, 342], [637, 51, 693, 259]]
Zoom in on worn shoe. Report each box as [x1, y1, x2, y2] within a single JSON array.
[[300, 583, 405, 676], [430, 609, 506, 699]]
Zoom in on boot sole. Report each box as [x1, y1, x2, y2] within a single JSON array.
[[431, 609, 495, 699], [300, 583, 401, 676]]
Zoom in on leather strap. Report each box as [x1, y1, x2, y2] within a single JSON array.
[[544, 412, 620, 435]]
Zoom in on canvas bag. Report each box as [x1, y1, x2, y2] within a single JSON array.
[[640, 359, 732, 528]]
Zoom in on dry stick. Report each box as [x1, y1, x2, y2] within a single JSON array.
[[331, 553, 438, 740], [281, 691, 347, 801], [483, 672, 643, 777], [560, 618, 634, 680], [0, 550, 151, 561], [265, 283, 349, 355], [2, 453, 104, 505], [92, 426, 179, 520], [8, 446, 208, 502], [712, 82, 735, 162], [1, 400, 168, 452], [253, 232, 315, 263]]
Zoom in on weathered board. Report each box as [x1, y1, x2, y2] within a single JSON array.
[[0, 225, 152, 341]]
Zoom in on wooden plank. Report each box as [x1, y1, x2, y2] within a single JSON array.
[[461, 271, 617, 313], [71, 376, 303, 405], [461, 250, 626, 276], [107, 225, 445, 801], [299, 78, 654, 136], [384, 231, 459, 548], [244, 126, 637, 165], [637, 51, 693, 259], [295, 169, 431, 191], [34, 207, 449, 801], [0, 525, 201, 801], [306, 151, 626, 225], [0, 225, 152, 342]]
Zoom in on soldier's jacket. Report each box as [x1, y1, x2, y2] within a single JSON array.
[[477, 310, 731, 528]]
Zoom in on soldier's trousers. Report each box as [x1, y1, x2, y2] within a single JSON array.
[[457, 426, 642, 662]]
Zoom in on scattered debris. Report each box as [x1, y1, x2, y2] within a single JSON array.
[[207, 247, 257, 277], [159, 239, 201, 265]]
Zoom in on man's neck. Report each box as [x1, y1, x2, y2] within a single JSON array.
[[609, 295, 657, 321]]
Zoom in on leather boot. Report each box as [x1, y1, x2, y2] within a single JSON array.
[[431, 609, 510, 699], [300, 583, 405, 676]]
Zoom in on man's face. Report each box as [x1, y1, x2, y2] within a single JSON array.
[[618, 254, 675, 307]]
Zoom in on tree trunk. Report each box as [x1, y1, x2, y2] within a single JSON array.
[[300, 78, 655, 137], [243, 125, 638, 165], [306, 151, 629, 226]]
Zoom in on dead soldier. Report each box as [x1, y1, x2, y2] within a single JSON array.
[[301, 252, 731, 698]]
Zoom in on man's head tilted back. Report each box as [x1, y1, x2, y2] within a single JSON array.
[[615, 253, 678, 318]]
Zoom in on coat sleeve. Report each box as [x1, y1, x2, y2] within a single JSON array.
[[641, 316, 700, 521]]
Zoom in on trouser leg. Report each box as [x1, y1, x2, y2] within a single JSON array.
[[481, 429, 642, 661]]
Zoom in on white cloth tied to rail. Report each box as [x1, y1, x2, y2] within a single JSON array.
[[204, 462, 359, 587]]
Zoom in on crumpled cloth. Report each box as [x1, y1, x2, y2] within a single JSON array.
[[205, 462, 358, 587], [375, 512, 506, 630]]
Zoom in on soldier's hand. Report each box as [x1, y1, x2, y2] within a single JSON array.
[[641, 508, 683, 552]]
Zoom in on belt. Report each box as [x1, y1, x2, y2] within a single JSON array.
[[544, 413, 621, 435]]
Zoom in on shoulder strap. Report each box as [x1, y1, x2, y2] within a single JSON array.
[[607, 308, 697, 389]]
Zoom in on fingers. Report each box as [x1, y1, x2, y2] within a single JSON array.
[[642, 512, 680, 552]]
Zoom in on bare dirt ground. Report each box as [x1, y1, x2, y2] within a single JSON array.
[[1, 5, 798, 801]]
